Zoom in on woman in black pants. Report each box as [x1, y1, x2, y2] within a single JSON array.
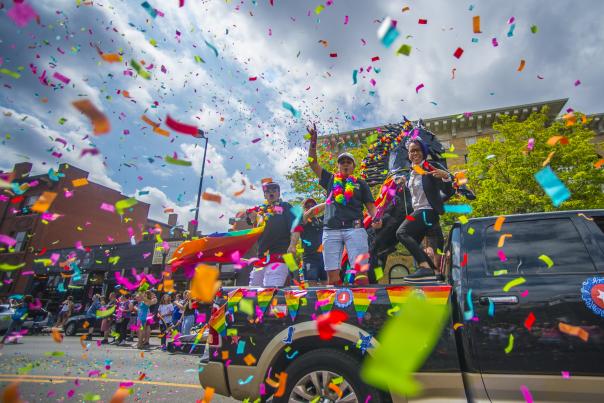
[[395, 139, 453, 282]]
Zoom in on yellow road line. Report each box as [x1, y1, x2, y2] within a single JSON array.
[[0, 374, 201, 389], [0, 378, 66, 384]]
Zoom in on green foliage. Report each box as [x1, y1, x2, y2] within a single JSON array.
[[285, 142, 370, 202], [463, 109, 604, 217]]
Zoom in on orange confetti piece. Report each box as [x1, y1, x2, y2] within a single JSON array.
[[273, 372, 288, 398], [244, 354, 256, 366], [497, 234, 512, 248], [202, 192, 222, 203], [472, 16, 481, 33], [72, 178, 89, 187], [31, 191, 57, 213], [221, 350, 229, 360], [493, 216, 505, 231], [51, 328, 63, 343], [190, 264, 220, 303], [453, 322, 464, 330], [402, 6, 410, 12], [317, 244, 324, 253], [542, 151, 555, 167], [153, 126, 170, 136], [101, 53, 122, 63], [233, 187, 246, 197], [121, 90, 131, 98], [72, 99, 110, 135], [328, 383, 343, 398], [109, 387, 130, 403], [546, 136, 569, 146], [412, 165, 427, 175], [558, 322, 589, 342], [82, 321, 90, 329], [1, 382, 21, 403], [201, 386, 215, 403], [517, 59, 526, 72], [138, 373, 146, 381], [260, 177, 274, 184], [595, 159, 604, 169], [562, 112, 576, 126], [140, 352, 144, 358]]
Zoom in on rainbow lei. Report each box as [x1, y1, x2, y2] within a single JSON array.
[[333, 173, 357, 205]]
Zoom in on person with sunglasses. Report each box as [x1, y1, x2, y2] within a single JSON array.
[[307, 124, 382, 285], [246, 181, 300, 287]]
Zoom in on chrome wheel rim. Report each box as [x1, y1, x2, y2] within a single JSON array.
[[289, 370, 358, 403]]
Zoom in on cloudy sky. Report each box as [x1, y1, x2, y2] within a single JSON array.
[[1, 0, 603, 233]]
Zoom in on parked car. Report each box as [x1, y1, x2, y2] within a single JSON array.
[[197, 210, 604, 402], [62, 314, 102, 336], [0, 304, 52, 335]]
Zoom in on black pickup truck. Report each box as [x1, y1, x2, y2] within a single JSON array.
[[198, 210, 604, 402]]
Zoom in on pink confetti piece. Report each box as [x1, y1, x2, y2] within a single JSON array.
[[497, 250, 507, 262], [492, 38, 499, 47], [574, 80, 581, 86], [52, 72, 71, 84], [415, 83, 425, 93], [561, 371, 570, 379], [521, 289, 529, 297], [370, 78, 376, 86], [520, 385, 533, 403], [67, 389, 75, 398], [344, 15, 349, 25], [251, 137, 262, 143], [119, 382, 134, 388], [453, 47, 464, 59], [0, 234, 17, 247], [7, 1, 37, 27], [21, 271, 34, 276], [537, 75, 544, 79], [418, 18, 427, 24], [100, 202, 115, 213], [508, 16, 515, 25]]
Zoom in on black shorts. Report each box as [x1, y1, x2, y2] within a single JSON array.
[[303, 255, 326, 281]]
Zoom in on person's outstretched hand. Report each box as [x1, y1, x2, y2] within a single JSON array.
[[307, 123, 318, 147]]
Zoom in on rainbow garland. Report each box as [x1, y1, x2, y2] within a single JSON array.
[[352, 288, 378, 323], [332, 173, 357, 205], [386, 286, 451, 306], [227, 288, 244, 311], [209, 304, 226, 336], [315, 289, 337, 313], [284, 290, 306, 321], [257, 288, 277, 313]]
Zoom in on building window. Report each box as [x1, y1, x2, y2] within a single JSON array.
[[465, 136, 477, 146], [13, 231, 28, 252]]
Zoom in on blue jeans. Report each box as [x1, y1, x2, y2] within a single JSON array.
[[303, 254, 326, 281], [181, 314, 195, 335], [322, 228, 369, 271]]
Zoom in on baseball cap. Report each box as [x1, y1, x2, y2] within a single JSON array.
[[262, 181, 280, 192], [303, 197, 317, 207], [337, 152, 355, 165]]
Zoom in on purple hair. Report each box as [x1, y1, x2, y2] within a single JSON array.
[[407, 138, 430, 160]]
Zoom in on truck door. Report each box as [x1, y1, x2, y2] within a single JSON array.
[[466, 214, 604, 402]]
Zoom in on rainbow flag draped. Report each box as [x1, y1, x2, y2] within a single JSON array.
[[284, 290, 306, 322], [386, 285, 451, 307], [257, 288, 277, 313], [352, 288, 378, 323], [209, 304, 226, 336], [227, 288, 244, 311], [315, 289, 337, 314]]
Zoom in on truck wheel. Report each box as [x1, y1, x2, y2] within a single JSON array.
[[64, 322, 77, 336], [275, 348, 383, 403]]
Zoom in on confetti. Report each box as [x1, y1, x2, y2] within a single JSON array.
[[204, 41, 219, 57], [538, 254, 554, 268], [52, 72, 71, 85], [101, 53, 122, 63], [0, 263, 26, 271], [524, 312, 536, 330], [493, 216, 505, 231], [530, 25, 538, 34], [497, 234, 512, 248], [141, 1, 157, 18], [190, 264, 220, 303], [164, 155, 192, 166], [418, 18, 427, 24], [7, 1, 37, 27], [520, 385, 533, 403], [503, 277, 526, 292], [72, 100, 110, 135], [0, 68, 21, 79], [534, 166, 571, 207], [165, 115, 198, 136], [453, 47, 464, 59], [352, 69, 358, 84], [377, 17, 399, 48], [72, 178, 89, 187], [396, 44, 412, 56], [316, 310, 348, 340], [415, 83, 424, 93], [517, 59, 526, 72], [202, 192, 222, 203], [31, 191, 57, 213], [472, 16, 481, 33], [282, 102, 301, 118], [546, 135, 569, 146], [444, 204, 473, 214], [115, 197, 138, 215], [504, 333, 514, 354], [344, 15, 349, 25], [492, 38, 499, 47], [130, 59, 151, 79]]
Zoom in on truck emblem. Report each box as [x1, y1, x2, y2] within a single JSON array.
[[335, 288, 353, 308], [581, 277, 604, 318]]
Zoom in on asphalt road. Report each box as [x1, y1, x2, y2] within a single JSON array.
[[0, 334, 238, 402]]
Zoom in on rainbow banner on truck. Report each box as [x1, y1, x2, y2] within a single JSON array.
[[209, 304, 227, 336], [386, 285, 451, 307], [352, 288, 378, 323], [257, 288, 277, 313], [284, 290, 306, 322]]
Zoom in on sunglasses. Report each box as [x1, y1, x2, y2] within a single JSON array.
[[263, 186, 279, 193], [338, 159, 354, 165]]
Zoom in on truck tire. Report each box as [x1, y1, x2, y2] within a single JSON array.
[[274, 348, 384, 403], [64, 322, 77, 336]]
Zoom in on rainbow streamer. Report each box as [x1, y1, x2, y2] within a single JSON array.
[[257, 288, 277, 313], [386, 286, 414, 306], [209, 304, 226, 336], [227, 288, 244, 311], [284, 290, 306, 322], [315, 289, 337, 314], [386, 286, 451, 308], [352, 288, 378, 323]]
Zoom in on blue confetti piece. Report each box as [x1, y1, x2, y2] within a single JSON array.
[[290, 205, 303, 232], [507, 23, 516, 37], [236, 340, 246, 354], [463, 289, 474, 320], [352, 69, 358, 85], [282, 102, 300, 118], [422, 210, 433, 226], [377, 17, 399, 48], [444, 204, 473, 214], [238, 375, 254, 385], [286, 350, 299, 359], [204, 40, 219, 57], [534, 166, 571, 207], [488, 299, 494, 317], [140, 1, 157, 18], [469, 5, 475, 11], [471, 37, 479, 43]]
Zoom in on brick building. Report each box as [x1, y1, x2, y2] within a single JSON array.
[[0, 162, 177, 297]]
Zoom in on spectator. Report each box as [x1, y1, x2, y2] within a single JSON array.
[[100, 292, 117, 345], [127, 295, 138, 342], [55, 296, 74, 328], [114, 292, 132, 346], [85, 294, 101, 341], [171, 293, 183, 331], [301, 198, 327, 285], [1, 295, 33, 344], [157, 294, 174, 350], [179, 290, 196, 336], [136, 290, 157, 349]]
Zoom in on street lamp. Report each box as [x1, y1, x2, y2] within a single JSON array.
[[193, 129, 208, 236]]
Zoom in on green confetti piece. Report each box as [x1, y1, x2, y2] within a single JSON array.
[[361, 293, 450, 397], [0, 262, 26, 271], [283, 253, 298, 273], [115, 197, 138, 215], [365, 133, 378, 144], [83, 393, 102, 401], [396, 44, 412, 56], [315, 4, 325, 14], [165, 155, 192, 166], [504, 334, 514, 354], [0, 68, 21, 79], [108, 256, 120, 265], [194, 55, 205, 63], [130, 59, 151, 80], [149, 38, 158, 47], [503, 277, 526, 292], [374, 266, 383, 281], [18, 363, 34, 375], [467, 227, 475, 235], [58, 118, 67, 125], [44, 351, 65, 357], [493, 269, 508, 276], [96, 305, 116, 318], [530, 25, 538, 34], [538, 254, 554, 268], [239, 299, 254, 316], [441, 152, 459, 158]]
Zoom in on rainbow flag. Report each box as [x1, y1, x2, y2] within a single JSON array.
[[352, 288, 378, 323], [284, 290, 306, 322], [257, 288, 277, 313], [209, 304, 226, 336], [315, 289, 336, 314], [227, 288, 244, 311], [386, 285, 451, 307]]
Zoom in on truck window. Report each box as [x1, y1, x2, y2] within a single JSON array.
[[483, 218, 596, 276]]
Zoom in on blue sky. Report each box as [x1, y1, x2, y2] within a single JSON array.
[[1, 0, 603, 233]]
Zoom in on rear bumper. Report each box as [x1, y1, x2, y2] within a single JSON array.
[[199, 361, 229, 397]]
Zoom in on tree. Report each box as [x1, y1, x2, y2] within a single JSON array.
[[464, 109, 604, 217], [286, 142, 370, 201]]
